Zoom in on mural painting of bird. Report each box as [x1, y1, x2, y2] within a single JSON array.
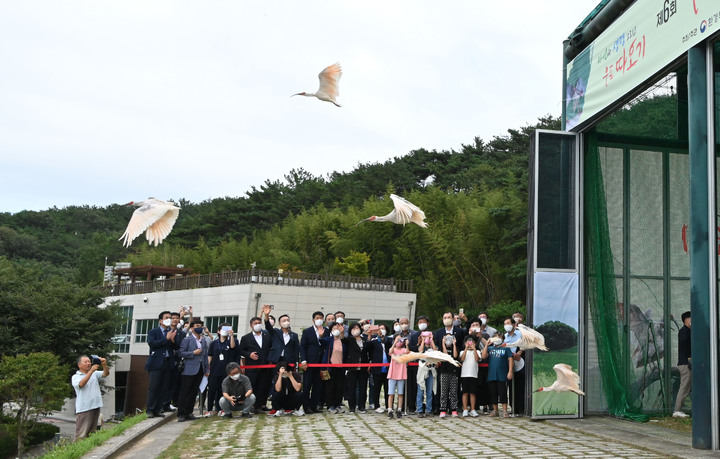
[[392, 349, 460, 367], [535, 363, 585, 396], [292, 62, 342, 107], [119, 198, 180, 247], [357, 194, 428, 228]]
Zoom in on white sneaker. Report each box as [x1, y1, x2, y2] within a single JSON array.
[[439, 411, 446, 418], [293, 409, 305, 416], [273, 410, 284, 417], [470, 410, 479, 417], [462, 409, 469, 417], [672, 411, 689, 418], [203, 411, 212, 418], [336, 407, 346, 414], [169, 404, 177, 411], [375, 407, 385, 414], [327, 407, 337, 414]]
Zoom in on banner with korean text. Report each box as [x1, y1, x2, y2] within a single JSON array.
[[565, 0, 720, 130]]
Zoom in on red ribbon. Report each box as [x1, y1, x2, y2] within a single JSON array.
[[236, 362, 489, 369]]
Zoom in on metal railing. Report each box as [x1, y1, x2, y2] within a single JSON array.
[[102, 269, 414, 296]]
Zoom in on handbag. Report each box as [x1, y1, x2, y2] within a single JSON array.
[[320, 369, 331, 381]]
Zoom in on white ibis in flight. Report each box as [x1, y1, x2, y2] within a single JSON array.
[[357, 194, 428, 228], [392, 349, 460, 367], [535, 363, 585, 396], [513, 324, 549, 351], [292, 62, 342, 107], [119, 198, 180, 247]]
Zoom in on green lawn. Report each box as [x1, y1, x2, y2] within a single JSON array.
[[531, 346, 580, 416]]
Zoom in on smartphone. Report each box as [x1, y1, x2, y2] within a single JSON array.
[[221, 326, 232, 332], [269, 305, 275, 310], [181, 305, 189, 312], [459, 308, 464, 315]]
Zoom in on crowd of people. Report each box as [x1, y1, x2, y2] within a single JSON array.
[[142, 305, 530, 421]]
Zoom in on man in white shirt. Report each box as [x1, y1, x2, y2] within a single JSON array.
[[71, 355, 109, 440]]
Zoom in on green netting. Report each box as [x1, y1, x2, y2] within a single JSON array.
[[584, 133, 649, 422]]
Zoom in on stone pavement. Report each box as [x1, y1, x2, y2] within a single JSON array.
[[133, 410, 717, 459]]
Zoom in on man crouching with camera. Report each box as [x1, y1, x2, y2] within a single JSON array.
[[72, 355, 109, 441], [219, 362, 255, 418]]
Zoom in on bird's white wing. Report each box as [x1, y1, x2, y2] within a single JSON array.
[[392, 352, 424, 364], [145, 205, 180, 246], [316, 62, 342, 101], [516, 324, 548, 351], [553, 363, 584, 395], [421, 349, 461, 367], [120, 199, 179, 247], [390, 194, 428, 228]]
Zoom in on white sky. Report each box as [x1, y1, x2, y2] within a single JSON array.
[[0, 1, 598, 213]]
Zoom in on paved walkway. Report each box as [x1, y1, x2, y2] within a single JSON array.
[[131, 411, 713, 459]]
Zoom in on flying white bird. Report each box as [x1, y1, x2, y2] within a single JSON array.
[[357, 194, 428, 228], [514, 324, 549, 351], [535, 363, 585, 396], [119, 198, 180, 247], [292, 62, 342, 107], [392, 349, 460, 367]]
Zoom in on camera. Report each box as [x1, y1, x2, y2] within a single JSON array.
[[91, 354, 102, 366], [269, 305, 274, 310], [181, 305, 189, 312], [143, 296, 148, 303]]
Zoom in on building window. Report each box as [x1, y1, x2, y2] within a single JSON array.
[[135, 319, 156, 343], [204, 316, 240, 335], [113, 306, 134, 353]]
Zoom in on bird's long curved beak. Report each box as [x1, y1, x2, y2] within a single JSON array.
[[291, 92, 304, 97], [355, 218, 371, 227]]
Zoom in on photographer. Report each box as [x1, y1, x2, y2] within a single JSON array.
[[271, 361, 303, 416], [220, 362, 255, 418], [72, 355, 109, 440]]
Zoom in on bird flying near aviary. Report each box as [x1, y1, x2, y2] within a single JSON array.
[[357, 194, 428, 228], [535, 363, 585, 396], [392, 349, 460, 367], [292, 62, 342, 107], [514, 324, 549, 351], [119, 198, 180, 247]]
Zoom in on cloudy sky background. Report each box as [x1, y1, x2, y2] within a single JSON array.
[[0, 1, 597, 213]]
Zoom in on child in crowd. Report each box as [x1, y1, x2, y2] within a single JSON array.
[[481, 331, 514, 418], [459, 336, 482, 417], [387, 334, 409, 419]]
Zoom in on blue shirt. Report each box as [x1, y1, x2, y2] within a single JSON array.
[[486, 346, 513, 381]]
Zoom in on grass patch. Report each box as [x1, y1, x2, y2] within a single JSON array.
[[41, 413, 147, 459], [158, 418, 215, 459], [649, 416, 692, 433]]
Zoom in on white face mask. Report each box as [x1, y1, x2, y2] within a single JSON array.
[[480, 318, 487, 325], [401, 324, 409, 331], [162, 318, 172, 327], [253, 324, 263, 333], [336, 317, 344, 324], [280, 321, 290, 329], [315, 319, 324, 327], [380, 329, 387, 336], [443, 318, 452, 327], [504, 324, 514, 332], [332, 329, 341, 337], [220, 330, 228, 337], [351, 329, 361, 337], [230, 373, 241, 381], [418, 322, 427, 331], [393, 325, 401, 333]]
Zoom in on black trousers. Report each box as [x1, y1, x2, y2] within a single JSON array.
[[178, 368, 203, 416], [302, 368, 323, 411], [346, 369, 368, 411], [207, 373, 226, 411], [371, 373, 388, 409], [272, 388, 304, 411], [489, 380, 508, 405], [476, 365, 490, 406], [245, 367, 273, 409], [325, 368, 346, 408], [405, 365, 418, 412], [146, 358, 173, 413], [162, 362, 180, 409], [511, 368, 526, 414]]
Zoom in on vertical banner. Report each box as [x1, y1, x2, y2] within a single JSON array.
[[531, 271, 580, 417]]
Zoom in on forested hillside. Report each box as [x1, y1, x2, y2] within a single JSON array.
[[0, 115, 561, 318]]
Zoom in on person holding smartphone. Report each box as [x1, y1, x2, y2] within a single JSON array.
[[220, 362, 255, 418], [206, 322, 236, 416]]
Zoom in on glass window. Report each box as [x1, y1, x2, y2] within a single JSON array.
[[135, 319, 156, 343], [113, 305, 133, 353]]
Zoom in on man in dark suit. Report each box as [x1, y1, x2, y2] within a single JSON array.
[[433, 312, 465, 414], [262, 304, 300, 365], [239, 316, 272, 412], [300, 311, 328, 414], [177, 318, 209, 421], [145, 310, 179, 418]]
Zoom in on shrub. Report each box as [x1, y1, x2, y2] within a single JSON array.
[[536, 321, 578, 351]]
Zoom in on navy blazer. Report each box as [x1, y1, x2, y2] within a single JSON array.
[[145, 325, 179, 371], [346, 335, 372, 366], [239, 331, 272, 367], [321, 336, 348, 367], [179, 333, 209, 376], [265, 320, 300, 364], [369, 336, 391, 375], [300, 326, 328, 364], [434, 326, 466, 352]]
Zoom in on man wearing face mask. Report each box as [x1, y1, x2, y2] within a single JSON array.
[[239, 317, 273, 412], [503, 316, 525, 417], [206, 322, 236, 416], [369, 324, 391, 413], [161, 308, 189, 414], [145, 311, 179, 418], [300, 311, 328, 414], [262, 305, 300, 367], [476, 312, 497, 338], [334, 311, 348, 337], [177, 319, 210, 422], [220, 362, 255, 418]]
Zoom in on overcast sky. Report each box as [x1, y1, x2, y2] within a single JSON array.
[[0, 1, 597, 213]]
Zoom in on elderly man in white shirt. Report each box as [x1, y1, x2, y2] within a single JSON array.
[[71, 355, 109, 440]]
